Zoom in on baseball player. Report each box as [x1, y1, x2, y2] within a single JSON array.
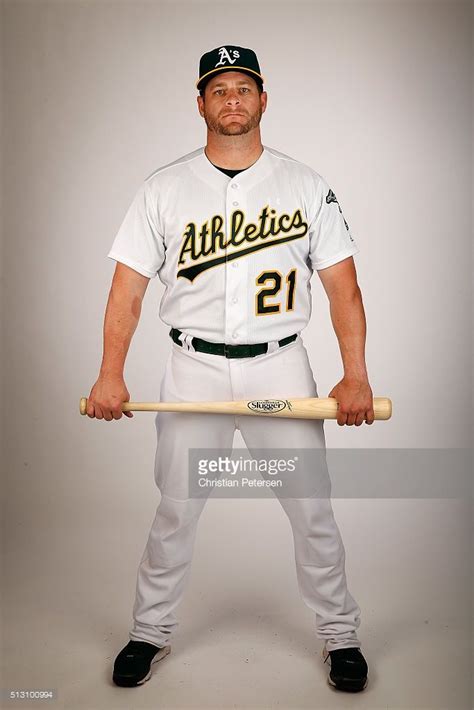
[[86, 45, 374, 694]]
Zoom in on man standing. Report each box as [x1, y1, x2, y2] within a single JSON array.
[[87, 45, 373, 693]]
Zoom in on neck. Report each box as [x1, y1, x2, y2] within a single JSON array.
[[204, 130, 264, 170]]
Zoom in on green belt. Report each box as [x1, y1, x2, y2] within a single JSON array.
[[169, 328, 298, 359]]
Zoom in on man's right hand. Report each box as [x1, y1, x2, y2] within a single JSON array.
[[86, 374, 134, 420]]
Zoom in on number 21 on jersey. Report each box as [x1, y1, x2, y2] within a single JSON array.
[[255, 268, 297, 315]]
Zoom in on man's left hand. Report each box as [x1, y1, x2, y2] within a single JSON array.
[[327, 377, 375, 426]]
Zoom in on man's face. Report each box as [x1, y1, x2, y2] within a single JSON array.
[[197, 71, 267, 136]]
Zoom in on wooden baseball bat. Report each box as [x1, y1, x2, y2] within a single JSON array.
[[79, 396, 392, 420]]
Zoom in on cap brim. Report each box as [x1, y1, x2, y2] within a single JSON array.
[[196, 66, 264, 90]]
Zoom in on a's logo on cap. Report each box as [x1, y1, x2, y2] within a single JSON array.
[[215, 47, 240, 68]]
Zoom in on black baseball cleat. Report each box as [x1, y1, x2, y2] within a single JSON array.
[[322, 644, 369, 692], [112, 640, 171, 687]]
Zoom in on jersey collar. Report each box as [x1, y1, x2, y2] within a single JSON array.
[[198, 145, 270, 189]]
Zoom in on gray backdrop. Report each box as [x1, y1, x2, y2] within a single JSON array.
[[1, 2, 472, 708]]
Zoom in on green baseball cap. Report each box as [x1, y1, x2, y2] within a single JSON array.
[[196, 45, 265, 91]]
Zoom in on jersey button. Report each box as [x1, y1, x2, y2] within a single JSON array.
[[232, 332, 239, 339], [231, 183, 238, 189], [231, 297, 238, 304], [232, 201, 239, 206], [232, 261, 239, 268]]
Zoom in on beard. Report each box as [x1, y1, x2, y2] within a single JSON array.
[[203, 105, 263, 136]]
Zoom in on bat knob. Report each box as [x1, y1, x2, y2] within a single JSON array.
[[375, 396, 392, 420], [80, 397, 88, 415]]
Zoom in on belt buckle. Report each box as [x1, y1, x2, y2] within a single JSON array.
[[224, 343, 250, 358], [223, 343, 236, 358]]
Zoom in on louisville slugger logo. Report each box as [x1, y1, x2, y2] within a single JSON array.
[[247, 399, 290, 414], [326, 188, 353, 240], [177, 206, 308, 282]]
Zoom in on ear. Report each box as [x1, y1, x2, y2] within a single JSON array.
[[197, 95, 205, 117]]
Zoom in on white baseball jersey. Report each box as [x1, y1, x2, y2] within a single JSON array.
[[107, 145, 359, 344]]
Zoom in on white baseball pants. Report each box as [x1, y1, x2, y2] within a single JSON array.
[[128, 334, 362, 652]]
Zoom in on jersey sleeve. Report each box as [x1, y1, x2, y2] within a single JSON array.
[[308, 175, 360, 271], [106, 180, 165, 278]]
